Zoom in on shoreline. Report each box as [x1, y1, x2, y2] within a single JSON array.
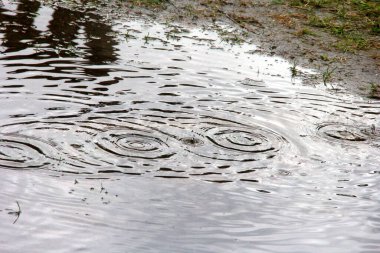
[[42, 0, 380, 99]]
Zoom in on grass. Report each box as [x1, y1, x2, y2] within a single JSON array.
[[213, 25, 248, 45], [124, 0, 378, 54], [143, 33, 150, 44], [320, 54, 330, 61], [278, 0, 379, 52], [221, 33, 246, 45], [295, 27, 316, 36], [322, 65, 336, 87], [142, 33, 168, 44], [124, 31, 137, 41], [290, 61, 298, 77], [369, 83, 379, 98], [128, 0, 168, 8]]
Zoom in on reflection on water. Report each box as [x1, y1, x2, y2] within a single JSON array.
[[0, 0, 380, 252]]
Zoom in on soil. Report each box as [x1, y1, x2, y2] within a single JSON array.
[[42, 0, 380, 98]]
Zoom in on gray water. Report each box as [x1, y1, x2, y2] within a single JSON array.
[[0, 0, 380, 252]]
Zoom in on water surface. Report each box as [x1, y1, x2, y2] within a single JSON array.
[[0, 0, 379, 252]]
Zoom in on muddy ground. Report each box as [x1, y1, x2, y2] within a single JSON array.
[[42, 0, 379, 98]]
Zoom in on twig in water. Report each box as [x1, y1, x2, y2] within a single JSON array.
[[8, 201, 21, 224], [100, 182, 105, 193]]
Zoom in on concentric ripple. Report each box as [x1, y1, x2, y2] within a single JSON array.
[[0, 119, 178, 173], [0, 133, 56, 169], [95, 128, 175, 160], [185, 125, 289, 162], [180, 137, 204, 147], [317, 122, 379, 143]]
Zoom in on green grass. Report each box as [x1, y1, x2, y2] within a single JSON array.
[[129, 0, 168, 7], [125, 0, 379, 53], [320, 54, 330, 61], [369, 83, 379, 98], [290, 61, 298, 77], [271, 0, 284, 4], [283, 0, 379, 52], [295, 27, 316, 36], [322, 65, 336, 87]]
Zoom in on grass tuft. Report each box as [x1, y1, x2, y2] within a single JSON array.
[[322, 65, 336, 88], [369, 83, 380, 98]]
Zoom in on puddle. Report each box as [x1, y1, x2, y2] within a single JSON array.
[[0, 0, 380, 252]]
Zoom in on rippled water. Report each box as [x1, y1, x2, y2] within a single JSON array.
[[1, 0, 380, 252]]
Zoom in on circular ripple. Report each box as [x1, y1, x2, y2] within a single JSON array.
[[317, 123, 379, 142], [95, 128, 176, 160], [184, 126, 288, 162], [0, 119, 178, 174], [0, 134, 55, 169], [0, 121, 101, 172], [180, 137, 204, 147]]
